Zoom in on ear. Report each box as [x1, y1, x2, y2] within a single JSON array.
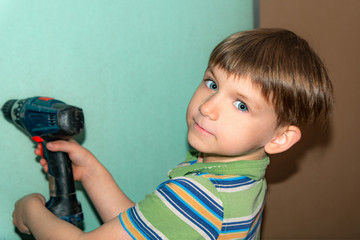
[[264, 125, 301, 155]]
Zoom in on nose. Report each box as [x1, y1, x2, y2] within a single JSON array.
[[199, 95, 220, 120]]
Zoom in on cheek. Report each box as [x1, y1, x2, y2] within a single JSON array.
[[186, 90, 202, 118], [186, 101, 198, 128], [186, 99, 195, 119], [219, 118, 272, 148]]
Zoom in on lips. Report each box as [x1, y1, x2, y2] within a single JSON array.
[[194, 120, 214, 135]]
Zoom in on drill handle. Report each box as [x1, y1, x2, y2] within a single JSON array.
[[35, 139, 76, 195], [46, 149, 83, 225], [46, 150, 76, 196], [33, 138, 83, 225]]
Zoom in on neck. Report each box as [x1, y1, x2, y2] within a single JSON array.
[[198, 151, 267, 163]]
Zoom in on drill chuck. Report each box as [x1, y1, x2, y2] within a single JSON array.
[[1, 99, 17, 122]]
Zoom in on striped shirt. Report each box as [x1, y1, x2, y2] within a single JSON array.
[[120, 151, 269, 239]]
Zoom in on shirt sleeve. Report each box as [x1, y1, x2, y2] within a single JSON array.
[[119, 176, 224, 240]]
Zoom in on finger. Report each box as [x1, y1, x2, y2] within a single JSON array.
[[40, 158, 49, 172], [39, 158, 46, 166], [13, 212, 31, 235], [14, 221, 31, 235], [45, 140, 80, 153], [46, 140, 91, 163], [34, 144, 42, 156]]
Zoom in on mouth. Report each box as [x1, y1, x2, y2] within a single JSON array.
[[194, 121, 214, 136]]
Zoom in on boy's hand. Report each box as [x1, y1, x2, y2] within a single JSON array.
[[13, 193, 132, 239], [12, 193, 46, 235], [36, 140, 135, 223], [35, 140, 98, 182]]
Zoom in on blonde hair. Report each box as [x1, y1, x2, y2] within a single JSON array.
[[209, 28, 334, 128]]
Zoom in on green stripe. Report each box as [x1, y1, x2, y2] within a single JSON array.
[[138, 192, 204, 239]]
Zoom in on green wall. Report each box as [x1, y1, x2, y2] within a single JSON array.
[[0, 1, 254, 238]]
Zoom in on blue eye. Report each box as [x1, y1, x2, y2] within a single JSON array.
[[233, 100, 248, 112], [205, 79, 218, 91]]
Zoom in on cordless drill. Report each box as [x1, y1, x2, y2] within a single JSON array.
[[2, 96, 84, 227]]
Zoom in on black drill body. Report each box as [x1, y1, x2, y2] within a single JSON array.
[[2, 97, 84, 226]]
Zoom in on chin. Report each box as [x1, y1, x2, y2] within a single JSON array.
[[187, 138, 203, 153]]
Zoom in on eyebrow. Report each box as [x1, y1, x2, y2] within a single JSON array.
[[206, 68, 215, 79], [207, 67, 262, 111], [237, 92, 261, 111]]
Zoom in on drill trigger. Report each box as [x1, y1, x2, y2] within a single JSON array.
[[32, 136, 45, 157]]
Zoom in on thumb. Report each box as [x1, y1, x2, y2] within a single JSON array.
[[46, 140, 79, 153], [45, 140, 93, 166]]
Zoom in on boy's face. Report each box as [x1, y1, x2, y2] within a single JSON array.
[[186, 65, 280, 162]]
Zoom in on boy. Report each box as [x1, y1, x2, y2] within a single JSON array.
[[13, 28, 334, 239]]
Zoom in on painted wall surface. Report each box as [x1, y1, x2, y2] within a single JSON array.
[[260, 0, 360, 239], [0, 1, 254, 238]]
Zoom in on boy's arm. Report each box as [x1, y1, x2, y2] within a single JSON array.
[[80, 158, 135, 221], [39, 141, 135, 222], [13, 194, 132, 240]]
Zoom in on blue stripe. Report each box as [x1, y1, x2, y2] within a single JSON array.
[[221, 209, 263, 234], [119, 209, 149, 240], [128, 207, 161, 240], [158, 185, 220, 240], [126, 208, 150, 239], [209, 176, 252, 184], [160, 184, 220, 235], [177, 159, 197, 166], [222, 224, 252, 232], [221, 217, 255, 232], [174, 178, 223, 217], [244, 211, 263, 240], [158, 178, 223, 217], [212, 176, 250, 183], [213, 181, 255, 189], [209, 177, 255, 189], [196, 174, 248, 181], [158, 187, 218, 240], [196, 174, 255, 189], [119, 211, 138, 240], [189, 159, 197, 165]]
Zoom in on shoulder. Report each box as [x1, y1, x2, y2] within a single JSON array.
[[120, 175, 224, 239], [196, 173, 264, 193]]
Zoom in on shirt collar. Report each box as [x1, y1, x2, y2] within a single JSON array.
[[168, 151, 270, 180]]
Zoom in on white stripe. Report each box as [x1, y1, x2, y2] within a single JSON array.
[[177, 162, 192, 167], [217, 180, 260, 193], [155, 189, 213, 240], [133, 203, 169, 240]]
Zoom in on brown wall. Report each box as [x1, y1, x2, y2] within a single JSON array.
[[260, 0, 360, 239]]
